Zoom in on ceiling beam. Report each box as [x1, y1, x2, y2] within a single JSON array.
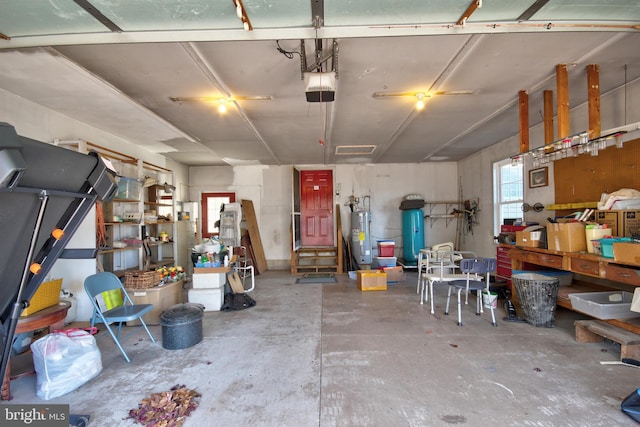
[[519, 90, 529, 154], [517, 0, 550, 21], [587, 64, 601, 138], [311, 0, 324, 27], [72, 0, 123, 32], [3, 21, 639, 50], [456, 0, 481, 26], [556, 64, 570, 139]]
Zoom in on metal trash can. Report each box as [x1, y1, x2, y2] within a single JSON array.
[[159, 303, 204, 350], [512, 273, 560, 328]]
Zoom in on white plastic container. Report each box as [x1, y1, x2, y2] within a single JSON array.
[[188, 288, 224, 311], [192, 272, 226, 289], [568, 291, 639, 320]]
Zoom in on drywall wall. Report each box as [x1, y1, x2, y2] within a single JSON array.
[[188, 162, 460, 268]]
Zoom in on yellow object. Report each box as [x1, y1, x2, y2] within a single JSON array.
[[21, 278, 63, 317], [546, 202, 598, 210], [357, 270, 387, 291]]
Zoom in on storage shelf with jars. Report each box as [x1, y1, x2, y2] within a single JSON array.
[[143, 183, 177, 269], [97, 187, 144, 277], [59, 139, 179, 278]]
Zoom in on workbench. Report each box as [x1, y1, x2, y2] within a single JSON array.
[[507, 245, 640, 335]]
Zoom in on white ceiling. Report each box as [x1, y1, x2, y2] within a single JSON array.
[[1, 1, 639, 166]]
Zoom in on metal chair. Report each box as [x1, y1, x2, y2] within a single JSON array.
[[445, 258, 497, 327], [84, 272, 156, 362], [416, 242, 458, 294]]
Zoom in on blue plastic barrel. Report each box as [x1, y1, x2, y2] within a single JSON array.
[[402, 209, 424, 265]]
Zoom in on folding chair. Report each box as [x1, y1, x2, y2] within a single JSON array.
[[445, 258, 497, 327], [84, 272, 156, 362]]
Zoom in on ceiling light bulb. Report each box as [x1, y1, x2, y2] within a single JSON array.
[[416, 99, 425, 110], [218, 100, 227, 114]]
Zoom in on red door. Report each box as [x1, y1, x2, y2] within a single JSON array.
[[301, 170, 334, 246]]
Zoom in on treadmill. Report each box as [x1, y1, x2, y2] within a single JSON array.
[[0, 122, 117, 387]]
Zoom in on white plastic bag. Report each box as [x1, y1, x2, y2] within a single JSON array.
[[30, 328, 102, 400]]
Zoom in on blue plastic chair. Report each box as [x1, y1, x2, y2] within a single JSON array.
[[84, 272, 156, 362], [445, 258, 497, 327]]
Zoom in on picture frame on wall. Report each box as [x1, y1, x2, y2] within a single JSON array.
[[529, 167, 548, 188]]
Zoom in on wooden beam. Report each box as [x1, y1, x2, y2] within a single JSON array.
[[587, 64, 601, 139], [241, 199, 268, 274], [519, 90, 529, 154], [456, 1, 480, 26], [556, 64, 570, 138], [336, 204, 343, 274], [543, 90, 554, 144]]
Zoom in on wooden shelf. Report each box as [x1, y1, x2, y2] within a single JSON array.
[[98, 246, 140, 255], [149, 259, 175, 269], [112, 198, 140, 203], [145, 201, 173, 207]]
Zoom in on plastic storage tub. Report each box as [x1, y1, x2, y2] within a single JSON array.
[[188, 287, 224, 311], [375, 256, 397, 268], [511, 273, 560, 328], [116, 177, 141, 200], [377, 240, 395, 257], [600, 237, 632, 258], [568, 291, 639, 320]]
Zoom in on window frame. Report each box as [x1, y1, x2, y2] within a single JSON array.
[[493, 158, 523, 236], [201, 192, 236, 239]]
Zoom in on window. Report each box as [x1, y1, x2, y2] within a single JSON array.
[[201, 192, 235, 239], [493, 158, 523, 235]]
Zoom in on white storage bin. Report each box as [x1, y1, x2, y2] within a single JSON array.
[[192, 272, 226, 289], [569, 291, 639, 320], [188, 288, 224, 311]]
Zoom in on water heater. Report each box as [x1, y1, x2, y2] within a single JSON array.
[[351, 210, 372, 265]]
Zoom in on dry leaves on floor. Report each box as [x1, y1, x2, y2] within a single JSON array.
[[126, 384, 201, 427]]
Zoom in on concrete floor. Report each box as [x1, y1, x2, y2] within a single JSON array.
[[3, 270, 639, 426]]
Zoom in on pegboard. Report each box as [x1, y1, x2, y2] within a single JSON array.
[[554, 137, 640, 205]]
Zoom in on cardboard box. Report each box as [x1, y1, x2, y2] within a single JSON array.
[[594, 210, 622, 236], [594, 210, 640, 237], [516, 230, 541, 247], [613, 241, 640, 265], [128, 279, 183, 325], [357, 270, 387, 291], [622, 210, 640, 237], [194, 266, 231, 274], [546, 222, 586, 252], [383, 266, 405, 284]]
